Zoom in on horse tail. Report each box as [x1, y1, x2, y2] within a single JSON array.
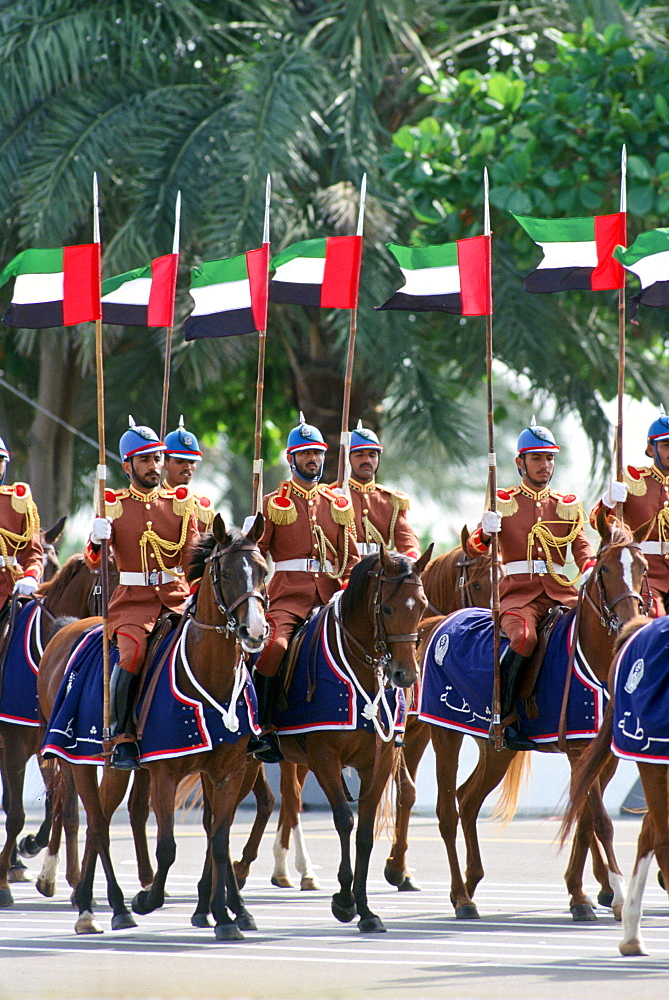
[[558, 698, 614, 847], [174, 772, 203, 813], [489, 752, 532, 826], [374, 745, 402, 841]]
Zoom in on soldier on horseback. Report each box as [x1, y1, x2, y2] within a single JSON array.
[[163, 416, 215, 534], [593, 407, 669, 615], [0, 434, 43, 608], [249, 414, 359, 763], [85, 418, 199, 770], [336, 421, 421, 559], [468, 418, 595, 750]]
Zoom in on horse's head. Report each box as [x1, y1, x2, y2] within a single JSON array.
[[197, 513, 269, 654], [589, 506, 650, 633], [421, 526, 495, 616], [41, 515, 67, 583], [345, 543, 433, 689]]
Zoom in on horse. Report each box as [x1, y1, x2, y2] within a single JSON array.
[[419, 512, 648, 922], [562, 612, 669, 955], [38, 514, 269, 939], [0, 551, 119, 905]]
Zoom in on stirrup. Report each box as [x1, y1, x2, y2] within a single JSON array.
[[110, 741, 141, 771], [488, 723, 536, 752], [248, 732, 284, 764]]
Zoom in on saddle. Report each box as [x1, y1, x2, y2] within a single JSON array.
[[518, 604, 569, 717], [135, 612, 183, 738], [279, 606, 327, 702]]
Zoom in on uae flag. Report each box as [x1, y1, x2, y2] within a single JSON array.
[[102, 254, 178, 327], [613, 229, 669, 317], [183, 246, 269, 340], [513, 212, 626, 292], [0, 244, 101, 328], [376, 237, 492, 315], [269, 236, 362, 308]]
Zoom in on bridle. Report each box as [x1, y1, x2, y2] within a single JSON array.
[[191, 540, 269, 641], [583, 539, 650, 635], [454, 549, 491, 610]]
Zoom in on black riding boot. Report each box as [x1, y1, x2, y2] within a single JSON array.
[[109, 663, 140, 770], [248, 672, 284, 763], [490, 646, 536, 751]]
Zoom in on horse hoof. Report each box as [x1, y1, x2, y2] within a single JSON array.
[[75, 911, 103, 935], [300, 876, 321, 891], [397, 875, 421, 892], [235, 913, 257, 931], [215, 922, 244, 942], [18, 836, 41, 859], [235, 875, 247, 890], [612, 903, 623, 922], [271, 875, 293, 888], [658, 869, 665, 890], [619, 938, 648, 957], [35, 877, 56, 898], [359, 915, 386, 933], [455, 903, 480, 920], [332, 897, 357, 923], [384, 863, 405, 888], [131, 890, 154, 916], [571, 903, 597, 922], [191, 913, 211, 928], [0, 888, 14, 908], [597, 889, 614, 908], [8, 867, 33, 884], [111, 912, 137, 931]]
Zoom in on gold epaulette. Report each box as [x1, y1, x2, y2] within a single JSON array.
[[553, 492, 583, 522], [319, 485, 355, 526], [0, 482, 35, 516], [194, 494, 215, 528], [103, 488, 128, 521], [376, 484, 411, 512], [267, 481, 297, 525], [624, 465, 650, 497], [496, 487, 519, 517], [162, 485, 197, 519]]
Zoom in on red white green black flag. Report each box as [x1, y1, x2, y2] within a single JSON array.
[[512, 213, 626, 292]]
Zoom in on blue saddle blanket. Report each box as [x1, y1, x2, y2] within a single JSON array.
[[0, 600, 44, 727], [275, 610, 405, 737], [612, 615, 669, 763], [42, 621, 260, 765], [418, 608, 607, 743]]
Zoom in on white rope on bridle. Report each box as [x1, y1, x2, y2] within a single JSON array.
[[178, 620, 247, 733]]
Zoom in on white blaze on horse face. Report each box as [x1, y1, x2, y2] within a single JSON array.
[[620, 547, 634, 593], [243, 556, 265, 641]]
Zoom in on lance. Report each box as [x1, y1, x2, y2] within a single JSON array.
[[615, 146, 627, 520], [337, 174, 366, 490], [92, 173, 112, 748], [159, 191, 181, 440], [252, 175, 272, 514], [482, 168, 503, 751]]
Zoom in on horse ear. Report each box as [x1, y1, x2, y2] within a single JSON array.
[[44, 514, 67, 546], [246, 512, 265, 543], [379, 541, 391, 569], [460, 524, 470, 549], [596, 504, 612, 544], [633, 516, 654, 545], [212, 513, 232, 547], [413, 542, 434, 576]]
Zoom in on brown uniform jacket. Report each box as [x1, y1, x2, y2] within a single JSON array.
[[468, 484, 595, 612], [85, 484, 199, 634], [344, 478, 420, 558], [259, 479, 359, 619], [591, 463, 669, 595], [0, 483, 43, 608]]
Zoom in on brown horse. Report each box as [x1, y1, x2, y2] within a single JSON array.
[[421, 512, 648, 922], [38, 514, 269, 939], [0, 551, 119, 906], [562, 613, 669, 955]]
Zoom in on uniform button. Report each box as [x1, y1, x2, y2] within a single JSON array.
[[664, 501, 668, 507], [149, 553, 155, 559], [314, 573, 319, 578], [536, 502, 541, 508], [537, 517, 542, 522], [312, 515, 317, 522], [308, 500, 314, 507], [537, 547, 543, 553], [145, 503, 151, 510], [154, 586, 160, 592]]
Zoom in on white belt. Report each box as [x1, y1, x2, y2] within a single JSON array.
[[119, 569, 181, 586], [357, 542, 379, 557], [0, 555, 18, 569], [641, 541, 669, 556], [504, 559, 567, 578], [274, 558, 333, 573]]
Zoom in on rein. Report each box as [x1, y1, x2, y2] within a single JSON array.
[[454, 550, 491, 610], [191, 540, 268, 641], [335, 566, 422, 670]]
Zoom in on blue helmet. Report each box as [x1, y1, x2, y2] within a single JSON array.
[[350, 420, 383, 453], [647, 407, 669, 443], [286, 413, 328, 455], [517, 417, 560, 455], [119, 416, 165, 462], [164, 415, 202, 461]]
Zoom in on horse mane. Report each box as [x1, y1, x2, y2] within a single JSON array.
[[341, 550, 413, 617], [606, 521, 634, 549], [37, 553, 86, 602], [187, 527, 246, 582], [421, 547, 462, 615]]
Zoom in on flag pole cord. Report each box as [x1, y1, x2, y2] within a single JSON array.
[[159, 325, 174, 442], [337, 306, 357, 488], [252, 327, 267, 514]]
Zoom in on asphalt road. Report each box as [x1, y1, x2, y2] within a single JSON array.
[[0, 809, 667, 1000]]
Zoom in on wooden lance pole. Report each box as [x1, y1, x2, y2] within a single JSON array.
[[337, 174, 366, 490], [615, 145, 627, 521], [482, 169, 503, 751], [160, 191, 181, 441], [93, 173, 112, 747], [252, 175, 272, 514]]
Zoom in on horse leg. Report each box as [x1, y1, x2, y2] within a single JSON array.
[[350, 752, 395, 934], [61, 765, 81, 891], [310, 749, 357, 925], [17, 756, 54, 863], [271, 761, 300, 888], [132, 769, 178, 916], [126, 768, 154, 889], [430, 727, 479, 919], [233, 761, 274, 890], [0, 748, 29, 905], [385, 718, 431, 891], [619, 805, 655, 955], [35, 760, 68, 898], [587, 754, 625, 916], [192, 776, 213, 928], [207, 753, 251, 941]]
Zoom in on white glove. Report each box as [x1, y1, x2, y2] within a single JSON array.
[[481, 510, 502, 535], [601, 480, 628, 508], [13, 575, 38, 596], [90, 517, 112, 544]]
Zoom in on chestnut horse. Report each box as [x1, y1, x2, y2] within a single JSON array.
[[421, 513, 648, 922], [38, 515, 268, 939]]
